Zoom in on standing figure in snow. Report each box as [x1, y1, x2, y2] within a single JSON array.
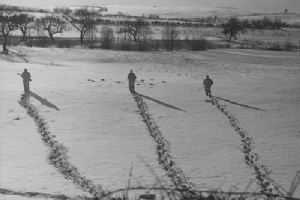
[[19, 68, 31, 93], [203, 75, 213, 97], [128, 70, 137, 93]]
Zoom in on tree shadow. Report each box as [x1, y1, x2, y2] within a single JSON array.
[[213, 96, 266, 112], [29, 91, 60, 111], [137, 93, 187, 112]]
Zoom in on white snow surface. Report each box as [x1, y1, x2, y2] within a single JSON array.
[[0, 47, 300, 198]]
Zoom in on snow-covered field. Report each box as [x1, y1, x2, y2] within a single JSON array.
[[0, 46, 300, 199]]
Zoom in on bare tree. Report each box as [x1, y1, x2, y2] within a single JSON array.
[[118, 21, 137, 42], [41, 15, 67, 42], [15, 13, 34, 41], [0, 9, 18, 53], [56, 7, 105, 46], [222, 17, 246, 47], [118, 18, 151, 42], [162, 23, 179, 51]]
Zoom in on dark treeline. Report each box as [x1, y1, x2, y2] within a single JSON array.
[[238, 16, 289, 29], [98, 19, 215, 28], [1, 35, 222, 51]]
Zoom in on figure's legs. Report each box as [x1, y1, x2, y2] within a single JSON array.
[[129, 81, 136, 93], [207, 87, 212, 97], [129, 83, 133, 93], [205, 87, 211, 97], [23, 81, 29, 92]]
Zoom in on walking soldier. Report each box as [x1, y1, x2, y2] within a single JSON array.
[[203, 75, 213, 97], [18, 68, 31, 93], [128, 70, 137, 93]]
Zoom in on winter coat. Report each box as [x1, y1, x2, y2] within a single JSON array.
[[128, 72, 137, 83], [203, 78, 213, 88], [21, 71, 31, 82]]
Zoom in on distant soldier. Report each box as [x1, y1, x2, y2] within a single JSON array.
[[18, 68, 31, 93], [128, 70, 137, 93], [203, 75, 213, 97]]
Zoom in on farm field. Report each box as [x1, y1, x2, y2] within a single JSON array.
[[0, 46, 300, 199]]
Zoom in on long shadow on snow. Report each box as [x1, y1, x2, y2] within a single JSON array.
[[29, 91, 60, 111], [137, 93, 186, 112], [0, 187, 92, 200], [212, 95, 266, 112]]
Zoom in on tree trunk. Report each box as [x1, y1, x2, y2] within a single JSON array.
[[2, 35, 8, 54], [22, 32, 26, 41], [132, 31, 137, 42], [80, 33, 84, 46], [49, 33, 55, 42], [21, 27, 27, 41], [170, 39, 174, 51]]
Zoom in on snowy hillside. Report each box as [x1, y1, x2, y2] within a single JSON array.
[[0, 47, 300, 199]]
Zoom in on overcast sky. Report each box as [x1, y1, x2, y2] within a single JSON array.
[[2, 0, 300, 12]]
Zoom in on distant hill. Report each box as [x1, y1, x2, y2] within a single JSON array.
[[0, 4, 51, 13], [1, 3, 300, 25], [104, 5, 252, 18]]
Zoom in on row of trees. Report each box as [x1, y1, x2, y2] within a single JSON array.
[[0, 7, 107, 52], [1, 6, 181, 51], [0, 10, 245, 52], [0, 6, 290, 52], [99, 23, 180, 51]]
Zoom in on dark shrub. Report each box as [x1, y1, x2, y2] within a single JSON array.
[[187, 38, 210, 51], [100, 26, 115, 49]]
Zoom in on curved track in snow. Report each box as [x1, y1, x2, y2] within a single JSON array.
[[207, 94, 286, 196], [19, 92, 110, 198], [132, 92, 202, 198]]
